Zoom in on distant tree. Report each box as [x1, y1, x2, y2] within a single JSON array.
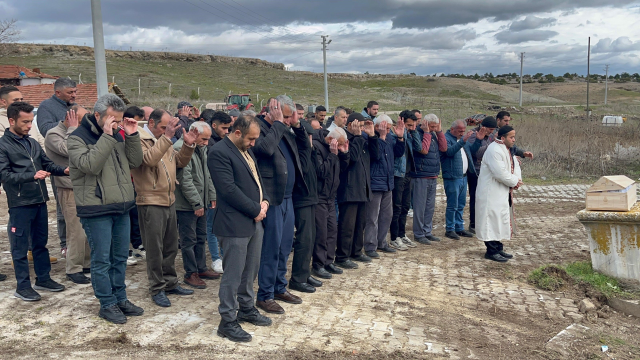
[[0, 19, 21, 56], [545, 73, 555, 81], [364, 71, 369, 75], [533, 73, 544, 79], [410, 72, 416, 76], [488, 72, 494, 78], [473, 73, 480, 80], [563, 72, 573, 79], [555, 76, 565, 82], [190, 89, 199, 100]]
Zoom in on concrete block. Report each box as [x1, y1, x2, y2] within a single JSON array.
[[608, 298, 640, 318], [545, 324, 591, 357]]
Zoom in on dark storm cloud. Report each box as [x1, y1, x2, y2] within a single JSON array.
[[494, 29, 558, 44], [509, 16, 556, 31], [5, 0, 639, 31]]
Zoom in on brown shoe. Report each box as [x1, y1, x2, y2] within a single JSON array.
[[256, 299, 285, 314], [184, 273, 206, 289], [198, 269, 221, 280], [274, 290, 302, 304]]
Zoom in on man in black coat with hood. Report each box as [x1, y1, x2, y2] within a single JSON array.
[[335, 113, 380, 269]]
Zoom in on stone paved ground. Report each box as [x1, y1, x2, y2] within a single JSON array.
[[0, 183, 639, 359]]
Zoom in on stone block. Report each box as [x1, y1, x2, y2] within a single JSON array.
[[608, 298, 640, 318], [578, 299, 596, 313]]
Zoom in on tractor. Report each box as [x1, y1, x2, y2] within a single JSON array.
[[225, 93, 254, 111]]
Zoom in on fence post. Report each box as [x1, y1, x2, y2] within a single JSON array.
[[138, 78, 141, 95], [169, 83, 171, 95]]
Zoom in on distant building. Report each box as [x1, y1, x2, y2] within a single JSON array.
[[17, 83, 98, 109], [0, 65, 58, 86]]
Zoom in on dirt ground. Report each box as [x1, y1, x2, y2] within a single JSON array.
[[0, 183, 639, 359]]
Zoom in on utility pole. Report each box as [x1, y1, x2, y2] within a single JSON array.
[[586, 37, 591, 120], [91, 0, 108, 97], [604, 64, 609, 105], [519, 52, 525, 107], [321, 35, 332, 109]]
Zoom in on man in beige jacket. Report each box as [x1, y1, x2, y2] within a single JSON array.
[[130, 108, 199, 308], [44, 106, 91, 284]]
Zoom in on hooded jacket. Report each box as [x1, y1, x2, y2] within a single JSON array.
[[0, 128, 67, 208], [130, 125, 194, 207], [67, 114, 143, 218]]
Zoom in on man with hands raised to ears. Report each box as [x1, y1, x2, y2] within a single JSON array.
[[0, 102, 69, 302], [130, 109, 199, 307], [67, 94, 144, 324]]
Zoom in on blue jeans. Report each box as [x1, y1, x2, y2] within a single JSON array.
[[257, 197, 295, 301], [9, 204, 51, 290], [80, 214, 130, 309], [443, 177, 468, 232], [206, 207, 221, 262]]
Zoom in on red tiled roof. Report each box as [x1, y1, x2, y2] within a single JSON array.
[[17, 84, 98, 108], [0, 65, 58, 80]]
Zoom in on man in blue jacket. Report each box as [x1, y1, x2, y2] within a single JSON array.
[[364, 114, 405, 258], [440, 120, 480, 240]]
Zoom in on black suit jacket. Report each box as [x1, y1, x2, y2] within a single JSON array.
[[208, 137, 269, 238], [251, 119, 308, 206]]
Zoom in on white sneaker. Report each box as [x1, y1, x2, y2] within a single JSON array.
[[133, 245, 146, 260], [127, 255, 138, 266], [212, 259, 223, 274], [390, 238, 409, 251], [401, 236, 417, 248], [407, 209, 413, 218]]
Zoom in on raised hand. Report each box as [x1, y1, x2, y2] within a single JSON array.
[[290, 107, 301, 128], [164, 117, 181, 139], [180, 105, 191, 118], [66, 109, 78, 128], [463, 130, 473, 142], [123, 117, 138, 135], [338, 140, 349, 153], [265, 98, 283, 123], [330, 138, 339, 155], [476, 127, 488, 140], [363, 120, 375, 137], [192, 106, 200, 118], [102, 115, 116, 135], [347, 120, 360, 135], [182, 126, 200, 146], [34, 170, 51, 180], [394, 119, 405, 137]]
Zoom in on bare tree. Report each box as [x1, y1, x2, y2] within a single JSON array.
[[0, 19, 21, 56]]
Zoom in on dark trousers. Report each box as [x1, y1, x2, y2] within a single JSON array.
[[177, 211, 208, 277], [468, 172, 478, 229], [336, 202, 366, 262], [218, 224, 263, 322], [390, 176, 412, 240], [257, 197, 295, 301], [313, 201, 338, 269], [129, 203, 142, 249], [291, 205, 316, 284], [9, 203, 51, 290], [138, 204, 179, 295], [485, 241, 504, 256]]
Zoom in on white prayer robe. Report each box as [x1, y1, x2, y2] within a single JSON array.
[[475, 142, 522, 241]]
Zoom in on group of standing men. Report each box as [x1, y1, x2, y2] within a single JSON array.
[[0, 80, 531, 342]]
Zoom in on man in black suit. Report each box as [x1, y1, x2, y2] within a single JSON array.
[[253, 96, 309, 315], [208, 115, 271, 343]]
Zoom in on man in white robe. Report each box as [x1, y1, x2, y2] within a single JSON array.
[[475, 126, 522, 262]]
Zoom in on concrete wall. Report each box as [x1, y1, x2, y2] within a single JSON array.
[[19, 78, 41, 86]]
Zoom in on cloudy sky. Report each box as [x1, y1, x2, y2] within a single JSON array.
[[2, 0, 640, 76]]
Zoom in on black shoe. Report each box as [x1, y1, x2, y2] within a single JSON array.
[[456, 230, 474, 238], [334, 260, 358, 269], [484, 253, 509, 263], [365, 250, 380, 259], [152, 291, 171, 307], [499, 251, 513, 259], [415, 237, 432, 245], [426, 235, 441, 242], [217, 320, 252, 342], [118, 300, 144, 316], [378, 246, 397, 253], [14, 287, 41, 302], [325, 263, 343, 274], [445, 231, 460, 240], [237, 307, 272, 326], [351, 254, 372, 263], [66, 272, 91, 284], [83, 268, 91, 274], [468, 227, 476, 234], [0, 273, 7, 282], [99, 304, 127, 324], [166, 285, 194, 295], [307, 276, 322, 287], [312, 267, 332, 279], [289, 281, 316, 293], [33, 278, 65, 292]]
